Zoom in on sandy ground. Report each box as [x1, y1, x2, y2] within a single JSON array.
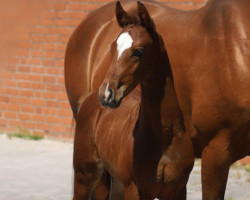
[[0, 134, 249, 200]]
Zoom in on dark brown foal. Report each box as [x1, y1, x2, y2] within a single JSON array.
[[73, 2, 194, 200]]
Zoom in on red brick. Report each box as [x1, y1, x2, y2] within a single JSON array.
[[31, 66, 45, 73], [43, 107, 57, 115], [37, 123, 50, 131], [0, 102, 7, 110], [0, 96, 9, 103], [46, 100, 60, 107], [21, 90, 34, 97], [31, 99, 45, 106], [43, 11, 57, 18], [34, 91, 42, 98], [42, 59, 56, 66], [51, 125, 67, 133], [46, 35, 60, 43], [28, 74, 41, 82], [61, 117, 73, 125], [43, 92, 57, 99], [15, 73, 27, 80], [9, 120, 21, 127], [7, 104, 20, 112], [22, 105, 34, 113], [28, 58, 41, 65], [4, 80, 16, 87], [43, 76, 56, 83], [4, 112, 17, 119], [31, 51, 44, 58], [42, 44, 56, 51], [15, 49, 29, 57], [31, 83, 45, 90], [17, 97, 30, 104], [54, 3, 67, 10], [0, 119, 7, 126], [36, 107, 42, 114], [46, 116, 60, 124], [7, 89, 20, 96], [19, 113, 31, 120], [23, 122, 36, 129], [18, 66, 31, 72], [46, 84, 61, 92], [57, 109, 72, 117], [18, 82, 31, 89]]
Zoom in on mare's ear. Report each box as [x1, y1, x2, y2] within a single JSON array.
[[137, 1, 156, 31], [116, 1, 131, 28]]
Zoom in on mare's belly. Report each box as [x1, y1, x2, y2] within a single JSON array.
[[190, 85, 250, 155]]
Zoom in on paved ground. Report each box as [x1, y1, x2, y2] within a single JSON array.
[[0, 134, 249, 200]]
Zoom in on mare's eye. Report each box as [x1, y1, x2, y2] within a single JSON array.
[[132, 48, 144, 58]]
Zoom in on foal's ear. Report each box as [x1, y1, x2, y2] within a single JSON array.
[[137, 1, 156, 30], [116, 1, 131, 28]]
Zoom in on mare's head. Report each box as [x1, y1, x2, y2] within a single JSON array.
[[98, 1, 166, 108]]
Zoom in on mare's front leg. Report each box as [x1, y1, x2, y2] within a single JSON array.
[[201, 129, 234, 200], [73, 103, 104, 200]]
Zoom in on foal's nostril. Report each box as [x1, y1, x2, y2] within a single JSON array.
[[117, 81, 123, 90]]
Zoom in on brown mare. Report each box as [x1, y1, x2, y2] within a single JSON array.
[[65, 0, 250, 199], [72, 2, 193, 199]]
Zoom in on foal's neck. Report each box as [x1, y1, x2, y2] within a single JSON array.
[[139, 50, 171, 145]]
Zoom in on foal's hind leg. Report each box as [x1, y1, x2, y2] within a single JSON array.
[[73, 106, 104, 200], [176, 186, 187, 200], [92, 171, 109, 200]]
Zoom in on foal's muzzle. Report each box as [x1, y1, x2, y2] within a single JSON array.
[[98, 83, 122, 109]]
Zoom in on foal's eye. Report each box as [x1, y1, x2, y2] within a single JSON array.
[[132, 48, 144, 58]]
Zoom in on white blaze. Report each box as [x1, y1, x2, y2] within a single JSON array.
[[116, 32, 133, 59]]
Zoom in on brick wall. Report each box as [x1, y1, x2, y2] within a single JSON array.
[[0, 0, 208, 140]]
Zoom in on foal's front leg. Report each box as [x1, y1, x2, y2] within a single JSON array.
[[73, 111, 104, 200], [201, 129, 233, 200]]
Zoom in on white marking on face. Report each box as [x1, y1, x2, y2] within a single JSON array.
[[154, 198, 159, 200], [116, 32, 133, 59]]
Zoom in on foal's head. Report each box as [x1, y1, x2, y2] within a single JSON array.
[[98, 1, 166, 108]]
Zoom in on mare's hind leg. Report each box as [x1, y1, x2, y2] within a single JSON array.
[[73, 100, 104, 200], [201, 129, 232, 200]]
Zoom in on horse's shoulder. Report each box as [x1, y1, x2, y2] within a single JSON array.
[[76, 92, 101, 123]]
